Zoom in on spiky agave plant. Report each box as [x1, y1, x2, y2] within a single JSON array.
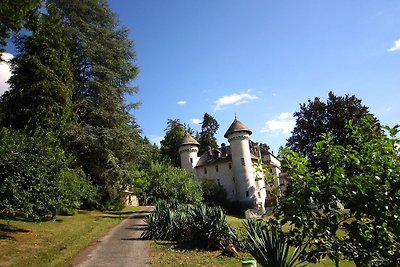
[[244, 220, 303, 267], [142, 201, 237, 250]]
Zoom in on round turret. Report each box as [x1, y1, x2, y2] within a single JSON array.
[[225, 119, 257, 208], [179, 133, 200, 173]]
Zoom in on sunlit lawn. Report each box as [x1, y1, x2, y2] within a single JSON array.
[[0, 206, 144, 267]]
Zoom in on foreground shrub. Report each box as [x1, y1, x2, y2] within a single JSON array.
[[142, 201, 236, 250], [135, 163, 203, 205], [244, 220, 302, 267], [0, 128, 93, 220], [201, 177, 228, 207]]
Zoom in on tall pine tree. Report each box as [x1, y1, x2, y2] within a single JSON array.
[[49, 0, 142, 209], [0, 0, 41, 55], [160, 119, 186, 167], [1, 3, 73, 133], [198, 113, 219, 155]]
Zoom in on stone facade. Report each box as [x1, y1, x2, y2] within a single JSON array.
[[179, 118, 282, 213]]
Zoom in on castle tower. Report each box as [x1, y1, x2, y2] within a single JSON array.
[[178, 132, 200, 174], [224, 119, 259, 209]]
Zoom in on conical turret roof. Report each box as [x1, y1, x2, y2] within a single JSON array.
[[224, 118, 252, 138], [181, 132, 200, 146]]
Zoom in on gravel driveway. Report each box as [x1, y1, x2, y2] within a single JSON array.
[[70, 206, 153, 267]]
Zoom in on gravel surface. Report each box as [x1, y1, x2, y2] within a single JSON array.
[[70, 206, 153, 267]]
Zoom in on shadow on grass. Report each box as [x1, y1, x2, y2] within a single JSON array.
[[96, 209, 151, 220], [0, 224, 30, 240], [153, 240, 225, 253]]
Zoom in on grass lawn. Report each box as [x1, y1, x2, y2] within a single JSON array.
[[149, 214, 355, 267], [0, 206, 144, 267], [149, 241, 254, 267]]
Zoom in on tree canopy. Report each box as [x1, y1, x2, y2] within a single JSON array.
[[48, 0, 142, 210], [275, 116, 400, 266], [160, 119, 186, 167], [286, 91, 380, 168], [0, 0, 41, 55], [0, 0, 151, 218], [1, 3, 73, 134], [198, 112, 219, 155]]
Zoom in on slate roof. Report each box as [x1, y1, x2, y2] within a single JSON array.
[[181, 132, 200, 146], [224, 119, 252, 138]]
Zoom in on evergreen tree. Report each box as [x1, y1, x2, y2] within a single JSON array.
[[49, 0, 142, 209], [1, 3, 73, 133], [160, 119, 186, 167], [0, 0, 41, 55], [198, 112, 219, 155]]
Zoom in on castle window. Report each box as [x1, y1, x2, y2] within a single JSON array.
[[216, 165, 219, 172], [232, 177, 235, 183], [190, 157, 193, 163], [241, 158, 245, 165], [204, 168, 207, 174], [246, 191, 249, 197], [232, 190, 235, 195], [217, 179, 221, 186], [229, 162, 232, 169]]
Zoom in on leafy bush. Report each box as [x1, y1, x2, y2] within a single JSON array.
[[142, 201, 236, 250], [58, 168, 96, 215], [244, 220, 302, 267], [278, 117, 400, 266], [0, 128, 93, 220], [201, 177, 227, 207], [136, 163, 203, 205]]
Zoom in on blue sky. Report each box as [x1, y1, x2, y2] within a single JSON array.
[[1, 1, 400, 153]]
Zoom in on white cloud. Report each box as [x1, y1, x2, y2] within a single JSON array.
[[261, 112, 295, 135], [214, 90, 258, 111], [0, 53, 13, 96], [177, 100, 187, 105], [190, 118, 202, 124], [388, 39, 400, 52]]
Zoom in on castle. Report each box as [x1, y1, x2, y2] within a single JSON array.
[[179, 118, 283, 213]]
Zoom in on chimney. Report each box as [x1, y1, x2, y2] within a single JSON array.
[[221, 143, 227, 157]]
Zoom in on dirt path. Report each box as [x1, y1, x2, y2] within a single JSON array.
[[70, 206, 153, 267]]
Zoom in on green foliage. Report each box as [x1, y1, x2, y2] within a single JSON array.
[[48, 0, 142, 210], [286, 92, 380, 169], [0, 128, 91, 220], [201, 177, 228, 207], [278, 116, 400, 266], [0, 0, 41, 52], [244, 220, 302, 267], [160, 119, 186, 167], [1, 3, 74, 134], [136, 162, 203, 205], [198, 112, 219, 155], [58, 168, 96, 215], [142, 201, 237, 250]]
